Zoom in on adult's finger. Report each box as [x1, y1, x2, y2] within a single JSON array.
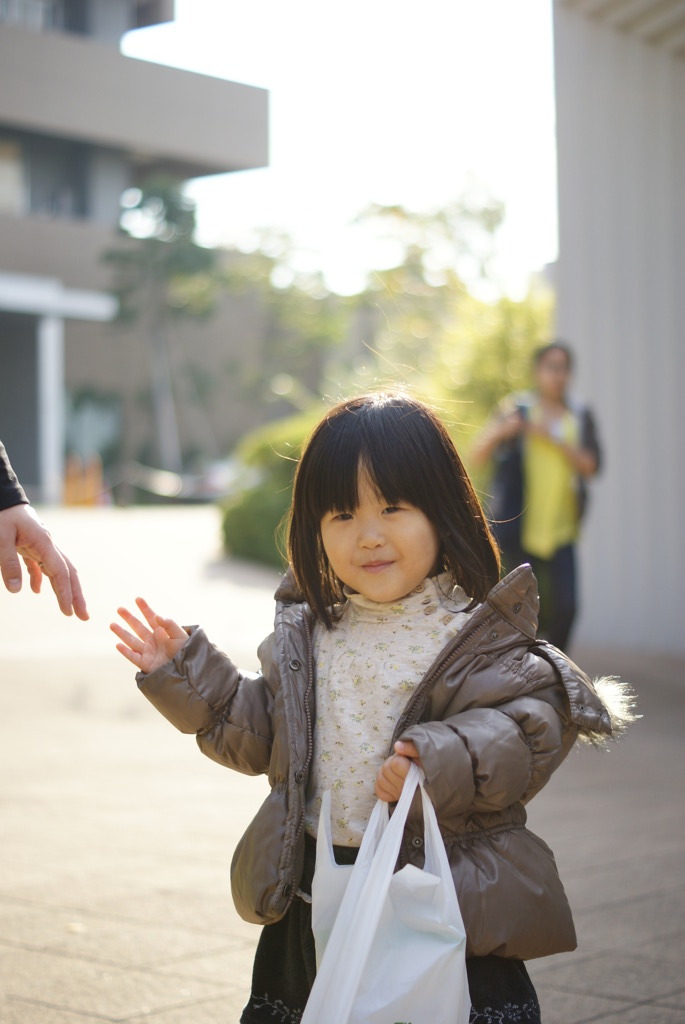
[[30, 543, 82, 619], [23, 556, 44, 594], [58, 554, 88, 620], [0, 535, 23, 594], [38, 551, 88, 619], [9, 505, 88, 619]]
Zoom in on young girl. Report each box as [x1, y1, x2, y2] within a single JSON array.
[[112, 391, 631, 1024]]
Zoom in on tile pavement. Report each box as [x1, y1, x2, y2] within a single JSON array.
[[0, 506, 683, 1023]]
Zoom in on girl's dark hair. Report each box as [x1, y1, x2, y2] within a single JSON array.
[[288, 391, 501, 627]]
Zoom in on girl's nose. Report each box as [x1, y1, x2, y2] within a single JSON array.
[[358, 520, 384, 548]]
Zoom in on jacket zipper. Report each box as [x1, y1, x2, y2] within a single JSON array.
[[392, 613, 495, 743], [391, 613, 496, 869], [300, 611, 315, 776], [283, 608, 315, 901]]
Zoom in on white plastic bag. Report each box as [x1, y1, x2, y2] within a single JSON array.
[[302, 762, 471, 1024]]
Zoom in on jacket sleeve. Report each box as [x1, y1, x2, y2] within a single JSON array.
[[580, 407, 601, 471], [401, 658, 576, 827], [137, 626, 277, 776], [0, 441, 29, 510]]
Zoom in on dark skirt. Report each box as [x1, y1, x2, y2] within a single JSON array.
[[240, 836, 540, 1024]]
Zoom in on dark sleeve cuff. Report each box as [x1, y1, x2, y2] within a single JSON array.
[[0, 442, 29, 510]]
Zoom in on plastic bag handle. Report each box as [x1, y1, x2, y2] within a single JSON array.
[[302, 762, 423, 1021]]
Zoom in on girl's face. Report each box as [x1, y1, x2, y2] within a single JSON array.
[[320, 470, 440, 604]]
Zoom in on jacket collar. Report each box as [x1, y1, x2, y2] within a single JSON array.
[[274, 568, 304, 604], [485, 564, 539, 639], [275, 563, 540, 637]]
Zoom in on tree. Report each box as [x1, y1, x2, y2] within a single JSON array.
[[221, 228, 350, 410], [332, 195, 508, 396], [355, 193, 506, 291], [103, 177, 218, 472], [318, 199, 554, 480], [430, 285, 554, 495]]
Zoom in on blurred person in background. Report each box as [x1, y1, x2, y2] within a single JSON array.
[[471, 341, 600, 651], [0, 441, 88, 619]]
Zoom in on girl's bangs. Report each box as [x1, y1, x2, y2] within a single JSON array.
[[307, 426, 363, 519], [363, 446, 426, 508], [307, 412, 429, 520]]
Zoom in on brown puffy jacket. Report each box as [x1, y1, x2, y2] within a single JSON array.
[[137, 564, 631, 960]]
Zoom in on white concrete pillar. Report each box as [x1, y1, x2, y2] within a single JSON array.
[[37, 314, 64, 505], [552, 4, 685, 654]]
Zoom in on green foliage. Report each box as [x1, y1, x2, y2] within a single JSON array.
[[433, 289, 555, 437], [330, 210, 553, 442], [356, 193, 505, 289], [331, 195, 510, 397], [102, 176, 219, 324], [220, 484, 291, 569], [220, 407, 323, 567], [221, 232, 351, 408], [430, 287, 554, 497], [101, 177, 221, 473]]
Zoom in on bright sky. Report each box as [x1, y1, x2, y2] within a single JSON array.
[[122, 0, 558, 298]]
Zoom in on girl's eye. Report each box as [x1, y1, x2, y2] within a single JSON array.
[[383, 506, 402, 514], [331, 511, 353, 522]]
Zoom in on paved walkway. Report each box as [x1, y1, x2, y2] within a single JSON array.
[[0, 506, 683, 1023]]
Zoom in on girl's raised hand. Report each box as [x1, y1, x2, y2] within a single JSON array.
[[111, 597, 188, 674]]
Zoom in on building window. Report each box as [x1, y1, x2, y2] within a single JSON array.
[[26, 136, 89, 218], [0, 139, 24, 215], [0, 131, 90, 220], [0, 1, 86, 32], [0, 1, 61, 29]]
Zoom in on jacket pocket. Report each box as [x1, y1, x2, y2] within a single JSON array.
[[230, 788, 295, 924]]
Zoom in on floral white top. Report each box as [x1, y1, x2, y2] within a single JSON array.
[[304, 573, 476, 846]]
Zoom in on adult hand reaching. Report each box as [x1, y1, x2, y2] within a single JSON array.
[[111, 596, 188, 673], [0, 503, 88, 619]]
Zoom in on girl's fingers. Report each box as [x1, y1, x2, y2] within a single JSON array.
[[156, 615, 187, 641], [116, 605, 152, 641], [393, 757, 412, 781], [113, 602, 185, 674], [134, 598, 185, 641], [110, 621, 144, 653], [114, 642, 142, 667], [135, 596, 162, 630], [395, 739, 420, 760]]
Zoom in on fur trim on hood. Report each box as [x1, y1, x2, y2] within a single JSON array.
[[580, 675, 641, 747], [531, 641, 639, 747]]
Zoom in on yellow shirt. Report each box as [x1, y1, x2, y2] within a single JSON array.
[[521, 405, 580, 559]]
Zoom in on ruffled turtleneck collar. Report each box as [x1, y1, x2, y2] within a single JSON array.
[[342, 572, 471, 624]]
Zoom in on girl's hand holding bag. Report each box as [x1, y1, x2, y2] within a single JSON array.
[[302, 762, 471, 1024]]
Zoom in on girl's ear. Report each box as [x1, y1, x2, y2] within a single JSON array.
[[434, 541, 448, 575]]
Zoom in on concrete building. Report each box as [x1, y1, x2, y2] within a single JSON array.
[[552, 0, 685, 654], [0, 0, 268, 501]]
